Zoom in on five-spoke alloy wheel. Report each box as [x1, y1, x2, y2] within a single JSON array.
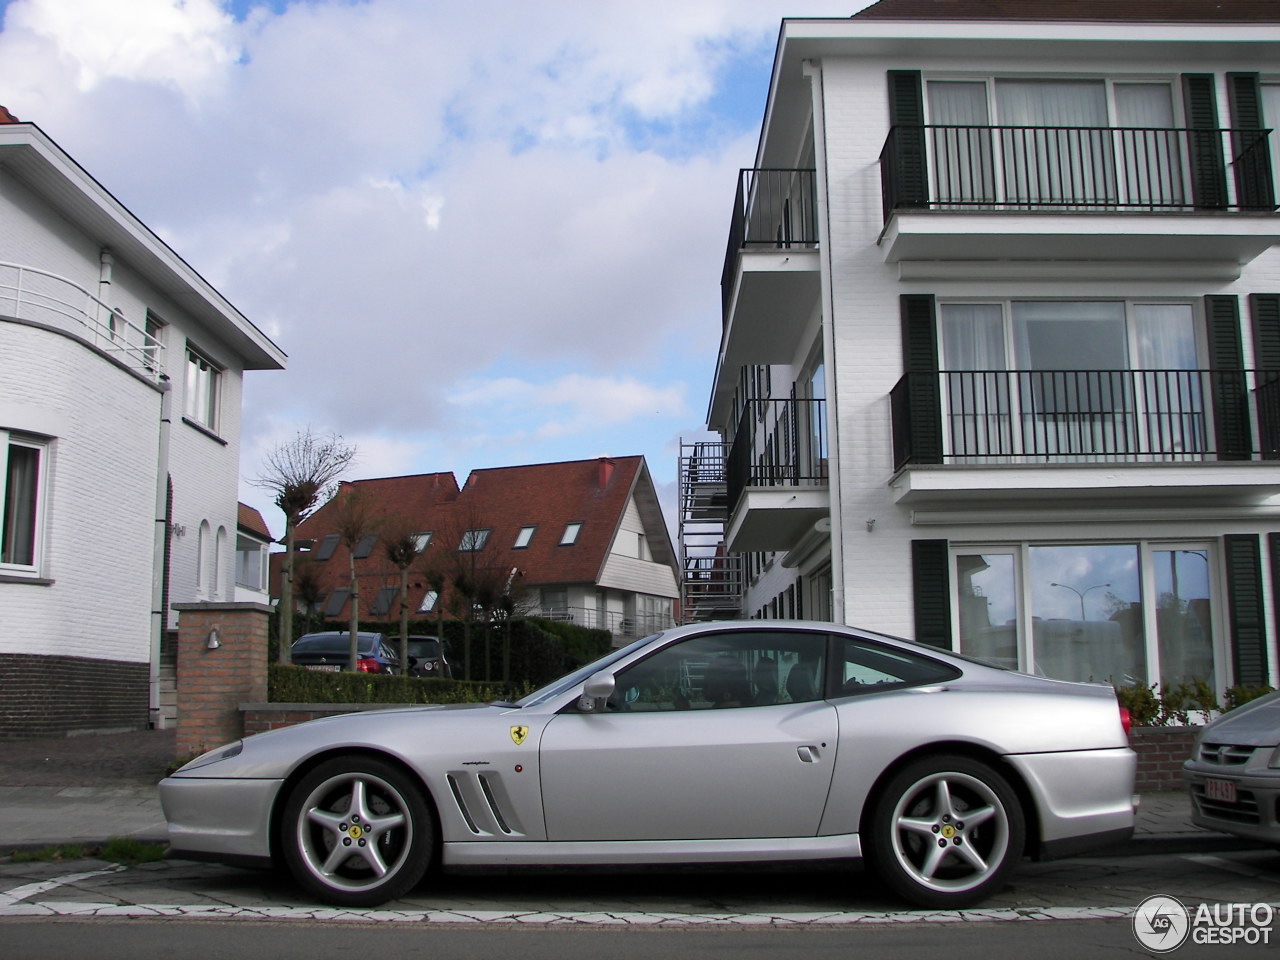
[[281, 755, 435, 907], [867, 754, 1025, 908]]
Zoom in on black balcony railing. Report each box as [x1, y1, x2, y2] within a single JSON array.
[[726, 398, 828, 516], [891, 369, 1280, 470], [880, 125, 1275, 219], [721, 168, 819, 322]]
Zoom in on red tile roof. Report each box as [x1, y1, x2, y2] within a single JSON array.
[[282, 458, 671, 620], [854, 0, 1278, 20], [0, 106, 20, 124], [237, 502, 273, 541]]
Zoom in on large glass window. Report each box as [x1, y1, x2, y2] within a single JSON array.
[[184, 345, 220, 429], [952, 541, 1219, 691], [235, 534, 266, 591], [1, 435, 44, 569]]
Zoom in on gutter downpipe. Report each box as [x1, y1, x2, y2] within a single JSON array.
[[801, 57, 845, 622], [150, 370, 173, 728]]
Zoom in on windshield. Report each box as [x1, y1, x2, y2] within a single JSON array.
[[512, 633, 663, 708]]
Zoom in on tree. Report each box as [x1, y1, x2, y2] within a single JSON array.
[[333, 487, 378, 671], [251, 428, 356, 662], [382, 523, 425, 674]]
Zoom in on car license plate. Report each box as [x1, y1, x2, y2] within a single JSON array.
[[1205, 778, 1237, 804], [304, 664, 340, 673]]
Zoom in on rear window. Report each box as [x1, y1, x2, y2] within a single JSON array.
[[407, 639, 441, 658], [294, 634, 379, 655]]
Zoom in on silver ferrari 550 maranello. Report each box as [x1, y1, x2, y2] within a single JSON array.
[[160, 621, 1137, 909]]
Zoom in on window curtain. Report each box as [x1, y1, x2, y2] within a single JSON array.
[[2, 443, 39, 565], [996, 80, 1112, 204], [1113, 83, 1182, 206], [927, 81, 994, 203], [1134, 304, 1203, 455], [942, 304, 1009, 457]]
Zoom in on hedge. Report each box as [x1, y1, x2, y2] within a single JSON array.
[[269, 663, 521, 705]]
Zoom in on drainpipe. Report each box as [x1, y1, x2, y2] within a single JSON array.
[[150, 372, 173, 728], [98, 249, 113, 335]]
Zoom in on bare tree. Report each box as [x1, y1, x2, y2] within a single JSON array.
[[382, 523, 424, 674], [251, 428, 356, 662], [333, 487, 379, 670]]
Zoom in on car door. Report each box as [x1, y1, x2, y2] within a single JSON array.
[[538, 628, 839, 842]]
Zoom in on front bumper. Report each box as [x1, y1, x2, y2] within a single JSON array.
[[159, 775, 284, 866], [1184, 762, 1280, 845]]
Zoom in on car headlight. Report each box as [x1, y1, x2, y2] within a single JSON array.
[[178, 740, 244, 772]]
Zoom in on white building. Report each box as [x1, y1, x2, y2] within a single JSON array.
[[683, 1, 1280, 697], [0, 111, 285, 736]]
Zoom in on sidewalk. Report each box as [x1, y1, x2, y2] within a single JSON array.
[[0, 728, 1260, 855]]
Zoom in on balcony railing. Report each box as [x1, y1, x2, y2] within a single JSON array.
[[539, 605, 675, 640], [880, 125, 1275, 219], [727, 398, 828, 515], [891, 369, 1279, 470], [721, 168, 819, 322], [0, 261, 165, 381]]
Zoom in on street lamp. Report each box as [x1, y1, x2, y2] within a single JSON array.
[[1050, 581, 1111, 620]]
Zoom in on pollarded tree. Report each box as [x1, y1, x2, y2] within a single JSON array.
[[251, 428, 356, 662], [332, 487, 379, 671], [382, 523, 425, 675]]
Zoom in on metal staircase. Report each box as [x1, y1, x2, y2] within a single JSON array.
[[677, 439, 742, 622]]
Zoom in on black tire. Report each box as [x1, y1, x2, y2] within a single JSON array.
[[280, 755, 435, 907], [866, 754, 1025, 908]]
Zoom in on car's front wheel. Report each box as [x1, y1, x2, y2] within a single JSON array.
[[281, 755, 434, 907], [866, 754, 1025, 908]]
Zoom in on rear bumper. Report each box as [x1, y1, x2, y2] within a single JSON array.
[[1006, 747, 1137, 855]]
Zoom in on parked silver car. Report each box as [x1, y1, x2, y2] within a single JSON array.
[[161, 621, 1136, 909], [1184, 690, 1280, 846]]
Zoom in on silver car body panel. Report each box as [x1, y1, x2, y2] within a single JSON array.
[[1184, 691, 1280, 844], [160, 621, 1136, 870]]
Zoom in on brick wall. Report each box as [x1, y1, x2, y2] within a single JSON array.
[[0, 653, 149, 738], [174, 602, 269, 757], [1129, 725, 1199, 792]]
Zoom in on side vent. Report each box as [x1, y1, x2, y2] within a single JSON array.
[[478, 773, 513, 835], [446, 774, 482, 834]]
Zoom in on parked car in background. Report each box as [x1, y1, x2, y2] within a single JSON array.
[[163, 621, 1135, 910], [1184, 690, 1280, 847], [290, 631, 398, 675], [387, 636, 454, 678]]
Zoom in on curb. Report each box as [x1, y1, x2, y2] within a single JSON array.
[[1097, 831, 1269, 858]]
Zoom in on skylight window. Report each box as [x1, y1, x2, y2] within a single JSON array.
[[353, 534, 378, 559], [560, 522, 582, 546], [459, 528, 490, 552], [413, 532, 432, 551], [314, 534, 340, 560], [514, 525, 536, 549]]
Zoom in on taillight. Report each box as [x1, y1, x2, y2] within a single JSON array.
[[1119, 706, 1132, 736], [356, 658, 380, 673]]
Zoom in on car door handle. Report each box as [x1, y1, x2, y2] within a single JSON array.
[[797, 745, 820, 763]]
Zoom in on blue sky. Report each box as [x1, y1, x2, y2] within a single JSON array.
[[0, 0, 868, 535]]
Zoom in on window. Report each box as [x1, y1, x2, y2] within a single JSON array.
[[459, 528, 489, 552], [143, 313, 164, 373], [606, 630, 828, 712], [413, 532, 432, 551], [235, 535, 267, 591], [837, 635, 960, 696], [952, 541, 1217, 691], [514, 525, 536, 549], [322, 589, 350, 617], [560, 522, 582, 546], [1, 434, 45, 570], [184, 345, 220, 429], [353, 534, 378, 559], [370, 586, 399, 617], [418, 589, 438, 613], [314, 534, 340, 560]]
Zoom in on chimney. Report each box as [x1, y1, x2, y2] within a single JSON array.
[[0, 105, 20, 124], [597, 457, 615, 489]]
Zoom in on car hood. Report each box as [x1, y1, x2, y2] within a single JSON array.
[[1201, 691, 1280, 747]]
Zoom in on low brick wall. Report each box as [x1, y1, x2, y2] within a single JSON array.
[[1129, 725, 1199, 792], [0, 653, 149, 738]]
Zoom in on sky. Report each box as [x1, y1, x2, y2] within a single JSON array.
[[0, 0, 870, 539]]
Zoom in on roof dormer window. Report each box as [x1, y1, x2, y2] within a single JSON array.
[[560, 522, 582, 546]]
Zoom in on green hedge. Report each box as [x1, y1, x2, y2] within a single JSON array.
[[269, 663, 519, 704]]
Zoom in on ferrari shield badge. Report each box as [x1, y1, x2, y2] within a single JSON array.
[[510, 725, 529, 746]]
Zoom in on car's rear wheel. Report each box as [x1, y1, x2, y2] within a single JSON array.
[[281, 755, 434, 907], [867, 754, 1024, 908]]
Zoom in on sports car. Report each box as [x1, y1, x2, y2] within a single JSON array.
[[160, 620, 1136, 909]]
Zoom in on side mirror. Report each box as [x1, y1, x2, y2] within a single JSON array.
[[578, 670, 616, 713]]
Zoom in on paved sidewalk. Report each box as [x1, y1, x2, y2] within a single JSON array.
[[0, 728, 1260, 855]]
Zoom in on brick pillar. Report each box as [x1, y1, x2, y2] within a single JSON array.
[[173, 602, 271, 758]]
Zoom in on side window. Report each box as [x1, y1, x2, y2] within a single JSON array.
[[837, 636, 960, 697], [607, 631, 828, 712]]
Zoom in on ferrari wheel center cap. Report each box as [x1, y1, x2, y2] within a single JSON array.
[[940, 824, 957, 840], [348, 825, 363, 840]]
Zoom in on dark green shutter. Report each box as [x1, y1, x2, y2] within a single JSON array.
[[1252, 294, 1280, 458], [887, 70, 927, 211], [912, 539, 952, 650], [1227, 73, 1276, 211], [900, 294, 942, 463], [1181, 74, 1227, 210], [1205, 295, 1252, 460], [1226, 534, 1268, 686]]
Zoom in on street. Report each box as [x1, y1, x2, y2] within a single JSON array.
[[2, 847, 1278, 958]]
